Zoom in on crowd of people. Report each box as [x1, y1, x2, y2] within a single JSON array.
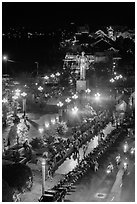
[[44, 109, 115, 179], [49, 118, 132, 201]]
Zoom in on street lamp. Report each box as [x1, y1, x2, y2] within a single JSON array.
[[50, 74, 55, 78], [3, 55, 8, 61], [72, 94, 78, 99], [56, 72, 60, 76], [44, 75, 49, 80], [39, 127, 44, 134], [72, 106, 78, 115], [65, 98, 71, 103], [12, 95, 19, 116], [95, 93, 101, 102], [15, 89, 21, 97], [85, 88, 91, 94], [21, 92, 27, 117], [38, 86, 43, 92], [3, 55, 15, 74], [3, 55, 8, 74], [45, 122, 50, 128]]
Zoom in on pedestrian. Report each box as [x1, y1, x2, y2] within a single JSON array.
[[94, 161, 99, 172]]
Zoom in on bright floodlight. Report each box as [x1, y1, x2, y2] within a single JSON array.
[[3, 55, 8, 61], [72, 106, 78, 114]]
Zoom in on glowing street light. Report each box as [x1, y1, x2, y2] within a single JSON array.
[[72, 106, 78, 115], [57, 101, 64, 107], [12, 95, 19, 100], [65, 98, 71, 103], [44, 75, 49, 80], [85, 88, 91, 94], [50, 74, 55, 78], [39, 127, 44, 134], [38, 86, 43, 92], [21, 92, 27, 97], [110, 78, 115, 83], [2, 98, 8, 103], [72, 94, 78, 99], [95, 93, 101, 101], [56, 72, 60, 76], [45, 122, 50, 128], [3, 55, 8, 61], [15, 89, 21, 97], [51, 118, 56, 125]]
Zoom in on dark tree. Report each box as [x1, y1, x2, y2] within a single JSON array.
[[2, 163, 33, 193], [2, 179, 14, 202]]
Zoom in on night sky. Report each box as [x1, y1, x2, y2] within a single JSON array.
[[2, 2, 135, 75], [3, 2, 135, 30]]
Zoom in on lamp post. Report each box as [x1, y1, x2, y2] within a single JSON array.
[[3, 55, 15, 74], [3, 55, 8, 74], [57, 101, 63, 122], [21, 92, 27, 117], [12, 95, 19, 117], [41, 158, 46, 195], [65, 98, 71, 113]]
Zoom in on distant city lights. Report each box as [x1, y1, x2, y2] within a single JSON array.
[[12, 95, 18, 100]]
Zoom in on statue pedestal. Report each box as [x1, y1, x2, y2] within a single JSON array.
[[76, 80, 87, 92]]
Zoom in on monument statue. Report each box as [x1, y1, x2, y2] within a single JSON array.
[[77, 52, 88, 80]]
